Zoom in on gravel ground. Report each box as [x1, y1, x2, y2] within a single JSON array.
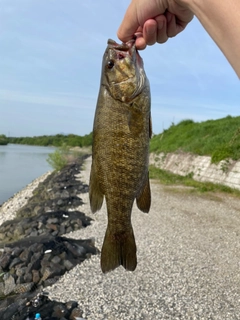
[[46, 156, 240, 320], [0, 171, 52, 225]]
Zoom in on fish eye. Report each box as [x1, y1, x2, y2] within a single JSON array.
[[107, 60, 114, 69]]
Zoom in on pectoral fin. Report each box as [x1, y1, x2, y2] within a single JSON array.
[[136, 173, 151, 213], [89, 165, 104, 213], [149, 114, 152, 138]]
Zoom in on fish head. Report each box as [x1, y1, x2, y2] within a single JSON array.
[[102, 39, 147, 102]]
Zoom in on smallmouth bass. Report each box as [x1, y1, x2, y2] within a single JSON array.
[[89, 39, 152, 273]]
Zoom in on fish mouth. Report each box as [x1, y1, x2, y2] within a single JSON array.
[[107, 38, 142, 67]]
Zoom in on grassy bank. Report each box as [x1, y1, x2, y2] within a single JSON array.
[[149, 165, 240, 197], [150, 116, 240, 163]]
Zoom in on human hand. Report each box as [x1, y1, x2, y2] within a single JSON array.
[[117, 0, 194, 49]]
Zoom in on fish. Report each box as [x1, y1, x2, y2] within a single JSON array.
[[89, 39, 152, 273]]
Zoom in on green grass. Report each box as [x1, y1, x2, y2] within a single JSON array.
[[150, 116, 240, 163], [149, 165, 240, 196]]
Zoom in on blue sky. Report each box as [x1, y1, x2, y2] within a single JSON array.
[[0, 0, 239, 137]]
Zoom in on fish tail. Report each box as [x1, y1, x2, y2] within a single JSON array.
[[101, 225, 137, 273]]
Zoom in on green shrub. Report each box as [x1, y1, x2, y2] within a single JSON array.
[[47, 147, 68, 171]]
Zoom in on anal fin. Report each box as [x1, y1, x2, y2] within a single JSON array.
[[89, 165, 104, 213], [136, 172, 151, 213]]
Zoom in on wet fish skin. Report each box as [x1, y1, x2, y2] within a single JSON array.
[[89, 39, 151, 273]]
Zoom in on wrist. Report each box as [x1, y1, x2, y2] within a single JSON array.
[[175, 0, 197, 10]]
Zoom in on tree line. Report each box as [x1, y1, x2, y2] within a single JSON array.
[[7, 133, 93, 147], [0, 134, 8, 145]]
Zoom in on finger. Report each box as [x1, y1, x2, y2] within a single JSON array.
[[166, 12, 186, 38], [135, 37, 147, 50], [143, 19, 157, 46], [117, 2, 140, 43], [155, 15, 168, 44], [134, 30, 147, 50]]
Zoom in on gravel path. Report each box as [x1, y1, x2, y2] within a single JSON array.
[[47, 156, 240, 320]]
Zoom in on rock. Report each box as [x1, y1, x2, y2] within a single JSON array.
[[47, 217, 58, 224], [19, 248, 32, 263], [13, 225, 24, 238], [46, 223, 58, 231], [0, 282, 5, 295], [16, 266, 27, 277], [4, 274, 16, 295], [29, 230, 38, 237], [12, 247, 23, 257], [51, 255, 61, 264], [70, 307, 84, 320], [53, 304, 69, 318], [9, 257, 22, 269], [24, 272, 32, 283], [63, 259, 74, 271], [0, 253, 12, 269], [32, 270, 40, 283], [0, 210, 92, 244]]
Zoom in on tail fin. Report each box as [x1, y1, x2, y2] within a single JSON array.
[[101, 226, 137, 273]]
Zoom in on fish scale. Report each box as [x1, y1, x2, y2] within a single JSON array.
[[89, 39, 151, 273]]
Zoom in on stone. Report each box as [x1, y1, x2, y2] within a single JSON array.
[[63, 259, 74, 271], [46, 223, 58, 231], [59, 251, 67, 260], [4, 274, 16, 295], [29, 230, 39, 237], [16, 266, 27, 277], [51, 255, 61, 264], [0, 233, 5, 240], [16, 275, 25, 284], [52, 304, 68, 318], [47, 217, 58, 224], [0, 282, 5, 295], [26, 258, 41, 274], [70, 307, 84, 320], [11, 247, 23, 257], [66, 301, 78, 310], [24, 272, 32, 283], [32, 269, 40, 283], [30, 252, 42, 264], [8, 257, 22, 269], [57, 199, 64, 205], [0, 254, 12, 269], [19, 248, 32, 263]]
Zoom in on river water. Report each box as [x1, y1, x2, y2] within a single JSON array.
[[0, 144, 55, 205]]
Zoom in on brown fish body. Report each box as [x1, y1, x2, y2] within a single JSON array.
[[89, 39, 151, 273]]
